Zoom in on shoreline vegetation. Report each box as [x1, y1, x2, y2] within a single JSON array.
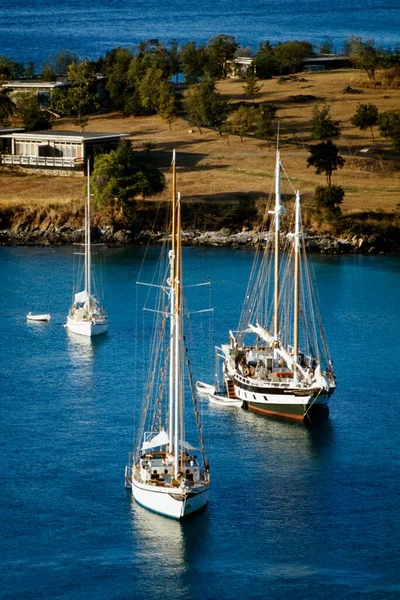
[[1, 36, 400, 253]]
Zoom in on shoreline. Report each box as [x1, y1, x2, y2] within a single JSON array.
[[0, 226, 397, 254]]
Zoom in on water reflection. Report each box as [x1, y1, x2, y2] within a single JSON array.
[[128, 499, 188, 599], [127, 497, 211, 600], [65, 330, 106, 387]]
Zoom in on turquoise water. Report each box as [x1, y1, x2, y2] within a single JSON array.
[[0, 0, 399, 66], [1, 245, 400, 599]]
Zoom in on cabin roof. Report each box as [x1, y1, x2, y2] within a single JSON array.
[[2, 80, 71, 90], [0, 130, 130, 143]]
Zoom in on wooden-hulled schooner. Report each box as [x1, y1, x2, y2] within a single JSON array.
[[125, 151, 210, 519], [66, 162, 108, 337], [218, 148, 336, 422]]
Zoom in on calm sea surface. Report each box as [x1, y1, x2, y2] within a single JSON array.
[[0, 0, 399, 66], [0, 245, 399, 599]]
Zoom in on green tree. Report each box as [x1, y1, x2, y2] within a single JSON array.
[[13, 92, 52, 131], [104, 48, 134, 111], [307, 140, 345, 185], [0, 56, 24, 79], [24, 61, 35, 78], [320, 36, 334, 54], [310, 104, 341, 141], [52, 60, 98, 130], [255, 103, 276, 140], [179, 41, 208, 84], [378, 110, 400, 151], [0, 90, 15, 125], [314, 184, 344, 217], [350, 103, 379, 143], [91, 139, 165, 217], [207, 34, 239, 79], [243, 74, 262, 99], [41, 50, 79, 80], [184, 78, 229, 135], [158, 81, 177, 130], [252, 41, 278, 79], [228, 105, 257, 141], [345, 37, 383, 81], [273, 40, 313, 73]]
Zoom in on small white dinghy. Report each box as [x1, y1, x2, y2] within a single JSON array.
[[208, 393, 243, 408], [196, 381, 216, 395], [26, 312, 51, 322]]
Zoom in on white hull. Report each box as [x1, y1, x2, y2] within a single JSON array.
[[66, 315, 108, 337], [131, 478, 209, 519], [26, 313, 51, 322], [233, 381, 329, 406], [196, 381, 215, 395], [209, 393, 243, 408]]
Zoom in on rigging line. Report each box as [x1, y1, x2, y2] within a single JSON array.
[[136, 162, 174, 284]]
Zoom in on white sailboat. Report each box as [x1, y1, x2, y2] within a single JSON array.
[[218, 147, 336, 422], [66, 163, 108, 337], [125, 151, 210, 519]]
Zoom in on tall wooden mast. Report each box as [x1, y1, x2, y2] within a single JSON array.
[[273, 149, 281, 343], [168, 151, 177, 456], [85, 159, 91, 308], [293, 191, 301, 381]]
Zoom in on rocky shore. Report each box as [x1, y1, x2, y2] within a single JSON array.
[[0, 223, 397, 254]]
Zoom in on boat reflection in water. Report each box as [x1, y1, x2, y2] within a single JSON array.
[[128, 497, 210, 598]]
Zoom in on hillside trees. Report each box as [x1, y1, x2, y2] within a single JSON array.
[[13, 92, 53, 130], [103, 48, 134, 112], [243, 73, 262, 99], [345, 37, 384, 81], [52, 60, 98, 130], [0, 90, 15, 125], [0, 56, 24, 79], [41, 50, 79, 80], [252, 41, 278, 79], [179, 41, 208, 84], [207, 34, 239, 79], [228, 106, 257, 141], [378, 110, 400, 151], [91, 139, 165, 220], [350, 103, 379, 143], [310, 104, 341, 141], [184, 78, 229, 135], [273, 40, 313, 74], [307, 140, 345, 186]]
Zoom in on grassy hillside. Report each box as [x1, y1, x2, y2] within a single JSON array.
[[1, 68, 399, 240]]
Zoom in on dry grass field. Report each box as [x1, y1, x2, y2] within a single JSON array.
[[1, 68, 399, 227]]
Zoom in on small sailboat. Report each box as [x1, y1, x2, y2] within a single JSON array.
[[26, 312, 51, 322], [218, 146, 336, 422], [66, 162, 108, 338], [125, 151, 210, 519]]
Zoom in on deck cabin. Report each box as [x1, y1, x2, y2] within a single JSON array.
[[0, 130, 129, 173]]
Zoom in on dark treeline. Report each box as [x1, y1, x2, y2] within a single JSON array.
[[1, 34, 400, 120]]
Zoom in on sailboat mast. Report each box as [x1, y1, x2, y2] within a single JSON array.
[[293, 191, 301, 381], [168, 151, 177, 456], [86, 160, 91, 301], [273, 149, 281, 343], [174, 192, 182, 477]]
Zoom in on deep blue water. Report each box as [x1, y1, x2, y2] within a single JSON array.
[[0, 0, 399, 67], [1, 245, 400, 599]]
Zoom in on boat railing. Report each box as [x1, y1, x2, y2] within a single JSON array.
[[124, 452, 134, 487], [234, 372, 308, 389]]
